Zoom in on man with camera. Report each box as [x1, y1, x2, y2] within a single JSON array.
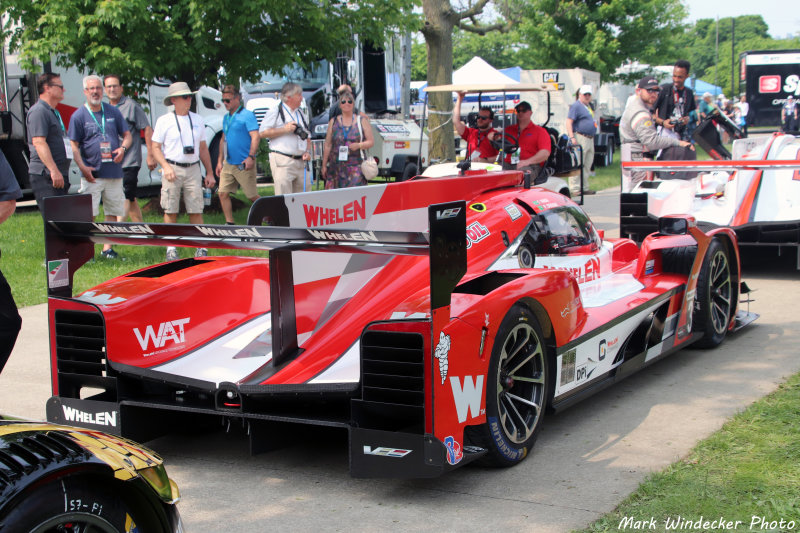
[[150, 81, 215, 261], [653, 60, 697, 142], [216, 84, 260, 225], [259, 82, 311, 194]]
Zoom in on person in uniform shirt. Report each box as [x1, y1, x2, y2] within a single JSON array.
[[491, 101, 551, 180], [619, 76, 693, 192], [150, 81, 215, 261], [453, 91, 499, 163]]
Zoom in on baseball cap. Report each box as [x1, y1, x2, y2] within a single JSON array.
[[637, 76, 659, 90], [515, 101, 532, 113], [579, 84, 592, 95]]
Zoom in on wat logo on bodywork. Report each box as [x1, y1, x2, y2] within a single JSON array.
[[133, 318, 190, 355]]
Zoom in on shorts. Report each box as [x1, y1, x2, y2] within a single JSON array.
[[219, 162, 258, 198], [160, 163, 203, 214], [78, 176, 125, 217], [122, 166, 141, 201]]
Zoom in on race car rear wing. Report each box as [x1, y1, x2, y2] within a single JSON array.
[[622, 159, 800, 172], [42, 194, 468, 367]]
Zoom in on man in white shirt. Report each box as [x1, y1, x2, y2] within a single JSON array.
[[259, 82, 311, 194], [150, 82, 215, 261]]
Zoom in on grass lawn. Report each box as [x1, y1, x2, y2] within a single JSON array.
[[575, 373, 800, 532], [1, 185, 275, 308]]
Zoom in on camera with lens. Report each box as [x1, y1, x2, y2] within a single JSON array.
[[668, 118, 686, 134], [295, 127, 309, 141], [183, 146, 195, 155]]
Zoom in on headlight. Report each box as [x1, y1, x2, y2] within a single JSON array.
[[138, 465, 180, 504]]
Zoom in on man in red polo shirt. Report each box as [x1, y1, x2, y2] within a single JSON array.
[[494, 101, 551, 179], [453, 91, 499, 163]]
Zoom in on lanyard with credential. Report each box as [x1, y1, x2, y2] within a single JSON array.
[[173, 112, 195, 147], [52, 108, 66, 134], [85, 103, 106, 138], [223, 106, 243, 136]]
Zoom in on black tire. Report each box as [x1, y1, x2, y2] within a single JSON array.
[[399, 162, 418, 182], [1, 474, 162, 533], [471, 304, 550, 467], [606, 143, 614, 166], [693, 238, 734, 348]]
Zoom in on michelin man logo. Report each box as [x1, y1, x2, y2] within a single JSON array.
[[434, 331, 451, 384]]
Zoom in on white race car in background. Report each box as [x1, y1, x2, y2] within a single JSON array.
[[621, 132, 800, 267]]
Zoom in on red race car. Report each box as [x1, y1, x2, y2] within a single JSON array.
[[42, 170, 755, 478]]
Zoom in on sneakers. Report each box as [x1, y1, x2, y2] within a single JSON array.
[[194, 248, 208, 258], [166, 247, 179, 261], [100, 248, 119, 259], [582, 189, 597, 195]]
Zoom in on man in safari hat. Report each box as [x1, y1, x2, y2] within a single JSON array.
[[150, 81, 215, 261]]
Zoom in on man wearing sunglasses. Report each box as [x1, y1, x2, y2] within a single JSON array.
[[453, 91, 499, 163], [26, 73, 72, 211], [620, 76, 693, 192], [216, 85, 259, 224]]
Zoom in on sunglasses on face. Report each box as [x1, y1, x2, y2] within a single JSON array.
[[340, 99, 353, 104], [645, 88, 660, 93], [477, 115, 491, 120], [49, 84, 64, 89], [180, 95, 192, 100], [222, 98, 232, 103]]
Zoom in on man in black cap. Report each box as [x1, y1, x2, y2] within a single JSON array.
[[619, 76, 693, 192]]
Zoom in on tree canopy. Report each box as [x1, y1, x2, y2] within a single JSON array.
[[2, 0, 415, 93]]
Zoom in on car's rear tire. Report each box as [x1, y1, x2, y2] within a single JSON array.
[[1, 474, 161, 533], [471, 304, 550, 467], [693, 238, 734, 348]]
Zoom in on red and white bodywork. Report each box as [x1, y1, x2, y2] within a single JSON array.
[[42, 170, 755, 477]]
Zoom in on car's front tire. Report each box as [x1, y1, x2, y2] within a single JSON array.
[[694, 238, 734, 348]]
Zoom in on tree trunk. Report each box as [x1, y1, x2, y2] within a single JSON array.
[[422, 0, 457, 164]]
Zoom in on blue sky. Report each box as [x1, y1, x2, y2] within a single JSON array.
[[684, 0, 800, 40]]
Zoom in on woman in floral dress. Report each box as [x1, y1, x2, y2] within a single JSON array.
[[322, 90, 374, 188]]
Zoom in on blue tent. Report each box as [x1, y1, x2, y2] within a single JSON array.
[[687, 77, 723, 97]]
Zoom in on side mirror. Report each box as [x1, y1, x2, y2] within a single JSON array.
[[658, 216, 695, 235]]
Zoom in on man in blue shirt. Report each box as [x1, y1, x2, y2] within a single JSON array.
[[215, 85, 260, 224], [565, 85, 598, 194], [69, 75, 132, 259]]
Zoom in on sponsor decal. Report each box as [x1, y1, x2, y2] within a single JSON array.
[[394, 141, 410, 149], [560, 348, 577, 386], [466, 221, 490, 249], [785, 74, 800, 95], [645, 259, 655, 275], [435, 207, 461, 220], [449, 375, 485, 423], [47, 259, 70, 288], [363, 446, 412, 458], [560, 296, 581, 318], [504, 204, 522, 220], [576, 361, 597, 382], [196, 225, 260, 238], [303, 195, 367, 226], [92, 222, 155, 234], [488, 416, 527, 461], [599, 339, 607, 361], [541, 257, 601, 284], [78, 291, 127, 306], [444, 436, 463, 465], [133, 318, 190, 355], [434, 332, 450, 384], [61, 405, 118, 427], [529, 199, 558, 213], [759, 75, 781, 93], [307, 229, 378, 242], [390, 311, 428, 319], [542, 72, 559, 83]]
